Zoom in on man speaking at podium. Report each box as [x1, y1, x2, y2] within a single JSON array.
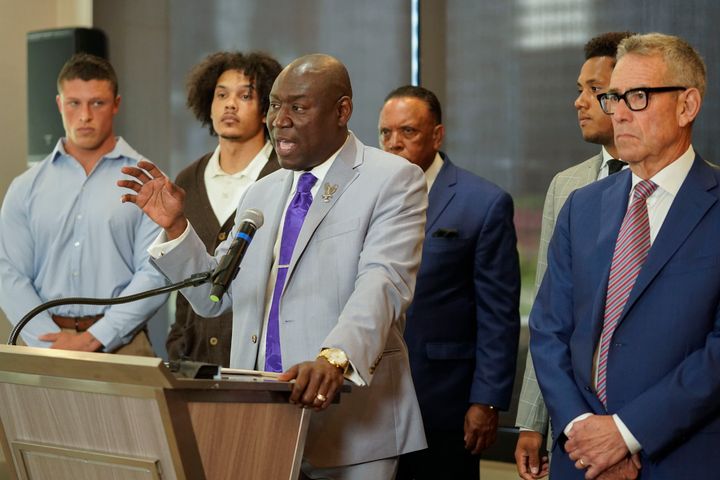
[[119, 53, 428, 479]]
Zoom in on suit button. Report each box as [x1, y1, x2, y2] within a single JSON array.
[[218, 232, 227, 241], [251, 335, 258, 344], [209, 337, 219, 346]]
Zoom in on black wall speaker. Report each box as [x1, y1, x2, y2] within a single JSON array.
[[27, 27, 107, 165]]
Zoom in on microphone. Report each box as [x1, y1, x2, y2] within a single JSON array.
[[209, 209, 264, 302]]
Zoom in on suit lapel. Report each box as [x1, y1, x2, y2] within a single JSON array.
[[581, 153, 603, 186], [580, 172, 630, 378], [285, 135, 360, 286], [620, 156, 718, 323], [596, 171, 631, 253], [425, 154, 457, 233]]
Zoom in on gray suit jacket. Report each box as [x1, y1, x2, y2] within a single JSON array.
[[153, 134, 428, 467], [516, 152, 602, 433]]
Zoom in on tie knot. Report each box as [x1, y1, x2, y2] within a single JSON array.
[[607, 159, 627, 175], [633, 180, 658, 200], [297, 172, 317, 194]]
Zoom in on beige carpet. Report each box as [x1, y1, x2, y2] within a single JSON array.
[[481, 460, 519, 479]]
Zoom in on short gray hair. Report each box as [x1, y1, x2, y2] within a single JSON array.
[[617, 33, 706, 98]]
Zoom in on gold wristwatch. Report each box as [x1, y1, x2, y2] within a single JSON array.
[[317, 348, 349, 374]]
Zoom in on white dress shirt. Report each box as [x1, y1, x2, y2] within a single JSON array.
[[204, 141, 273, 224], [424, 152, 444, 191]]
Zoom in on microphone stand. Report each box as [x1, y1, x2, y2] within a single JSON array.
[[7, 271, 214, 346]]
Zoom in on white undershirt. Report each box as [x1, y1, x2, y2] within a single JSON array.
[[204, 141, 273, 224]]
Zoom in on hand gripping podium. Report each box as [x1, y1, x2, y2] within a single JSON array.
[[0, 345, 315, 480]]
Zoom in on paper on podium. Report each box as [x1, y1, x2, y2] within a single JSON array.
[[217, 367, 282, 380]]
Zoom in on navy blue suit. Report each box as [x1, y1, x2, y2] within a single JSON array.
[[399, 154, 520, 479], [531, 155, 720, 478]]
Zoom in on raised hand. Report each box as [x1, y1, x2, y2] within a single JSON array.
[[117, 160, 188, 239]]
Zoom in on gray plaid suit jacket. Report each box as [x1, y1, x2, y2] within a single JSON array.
[[516, 152, 603, 434]]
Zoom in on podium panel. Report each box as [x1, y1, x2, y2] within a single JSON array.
[[12, 442, 160, 480], [0, 345, 311, 480], [0, 383, 170, 479]]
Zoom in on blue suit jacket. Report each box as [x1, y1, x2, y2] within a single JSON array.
[[405, 154, 520, 432], [530, 155, 720, 478]]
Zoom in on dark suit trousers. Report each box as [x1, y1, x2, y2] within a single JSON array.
[[397, 431, 479, 480]]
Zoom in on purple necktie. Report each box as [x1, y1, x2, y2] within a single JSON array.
[[596, 180, 657, 406], [264, 172, 318, 372]]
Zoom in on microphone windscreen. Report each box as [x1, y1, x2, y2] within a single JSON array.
[[239, 208, 264, 229]]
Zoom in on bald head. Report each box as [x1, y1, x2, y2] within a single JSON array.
[[267, 53, 353, 170], [285, 54, 353, 100]]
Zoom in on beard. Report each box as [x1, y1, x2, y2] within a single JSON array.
[[218, 133, 244, 142], [583, 129, 614, 147]]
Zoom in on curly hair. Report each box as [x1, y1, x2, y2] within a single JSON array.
[[186, 51, 282, 137], [584, 32, 635, 61], [57, 53, 118, 96]]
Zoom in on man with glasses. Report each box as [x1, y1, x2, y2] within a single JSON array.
[[515, 31, 632, 480], [530, 33, 718, 478]]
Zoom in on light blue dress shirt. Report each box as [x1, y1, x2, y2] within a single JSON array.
[[0, 137, 168, 350]]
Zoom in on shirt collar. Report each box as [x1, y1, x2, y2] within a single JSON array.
[[600, 145, 614, 166], [600, 145, 629, 171], [51, 136, 140, 163], [207, 140, 273, 180], [424, 152, 444, 191], [631, 144, 695, 197], [290, 133, 349, 189]]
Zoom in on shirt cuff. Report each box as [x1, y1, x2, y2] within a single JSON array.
[[613, 414, 642, 454], [87, 321, 116, 351], [564, 412, 592, 437], [519, 427, 542, 433], [344, 361, 366, 387], [147, 222, 192, 258]]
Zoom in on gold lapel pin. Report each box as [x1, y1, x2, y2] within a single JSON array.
[[322, 183, 338, 202]]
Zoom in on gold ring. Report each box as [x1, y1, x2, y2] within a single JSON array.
[[316, 393, 327, 402], [579, 459, 586, 467]]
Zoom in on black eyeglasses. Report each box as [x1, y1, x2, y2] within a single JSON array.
[[597, 86, 686, 114]]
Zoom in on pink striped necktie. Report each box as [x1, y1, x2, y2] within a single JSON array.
[[596, 179, 658, 407]]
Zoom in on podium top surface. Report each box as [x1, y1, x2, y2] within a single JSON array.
[[0, 345, 295, 393]]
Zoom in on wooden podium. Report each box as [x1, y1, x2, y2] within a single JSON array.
[[0, 345, 311, 480]]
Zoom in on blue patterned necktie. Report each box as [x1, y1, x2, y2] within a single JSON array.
[[264, 172, 318, 372]]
